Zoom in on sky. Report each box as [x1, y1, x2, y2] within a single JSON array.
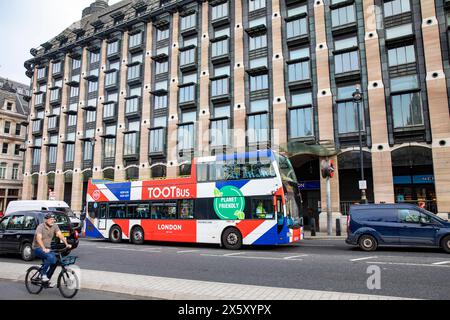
[[0, 0, 121, 85]]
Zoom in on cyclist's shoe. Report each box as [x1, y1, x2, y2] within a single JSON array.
[[41, 275, 50, 282]]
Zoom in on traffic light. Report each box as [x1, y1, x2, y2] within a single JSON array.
[[321, 160, 335, 179]]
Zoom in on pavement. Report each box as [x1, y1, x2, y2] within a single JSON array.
[[2, 238, 449, 300], [0, 279, 154, 300]]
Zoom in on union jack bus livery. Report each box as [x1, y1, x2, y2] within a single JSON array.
[[85, 150, 304, 249]]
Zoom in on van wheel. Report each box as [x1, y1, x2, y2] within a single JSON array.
[[441, 235, 450, 253], [131, 227, 144, 245], [21, 243, 34, 261], [109, 226, 122, 243], [358, 235, 378, 252], [222, 228, 243, 250]]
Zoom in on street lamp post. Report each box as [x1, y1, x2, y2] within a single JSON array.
[[352, 85, 367, 204]]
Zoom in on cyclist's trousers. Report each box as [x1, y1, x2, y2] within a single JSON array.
[[34, 248, 57, 278]]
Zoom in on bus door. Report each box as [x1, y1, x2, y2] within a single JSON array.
[[275, 196, 284, 234], [98, 203, 108, 230]]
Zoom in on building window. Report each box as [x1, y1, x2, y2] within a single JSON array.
[[70, 86, 79, 98], [88, 81, 98, 93], [250, 74, 269, 91], [48, 135, 58, 164], [210, 106, 230, 147], [336, 85, 364, 134], [288, 61, 310, 82], [2, 143, 8, 154], [67, 114, 77, 127], [124, 121, 140, 156], [86, 110, 96, 123], [53, 61, 62, 75], [4, 121, 10, 134], [107, 41, 120, 56], [90, 51, 100, 64], [126, 97, 140, 114], [129, 32, 143, 48], [212, 39, 229, 57], [6, 102, 13, 111], [331, 5, 355, 27], [180, 48, 196, 66], [214, 26, 230, 38], [211, 77, 229, 97], [35, 93, 44, 106], [154, 95, 168, 110], [250, 57, 268, 69], [83, 129, 95, 161], [32, 148, 41, 166], [149, 117, 166, 154], [11, 164, 19, 180], [286, 17, 307, 39], [104, 103, 116, 119], [249, 35, 267, 50], [388, 45, 416, 66], [385, 23, 413, 40], [287, 3, 307, 17], [155, 61, 169, 74], [249, 0, 266, 12], [37, 67, 46, 80], [72, 58, 81, 70], [390, 75, 423, 128], [104, 125, 116, 158], [156, 28, 170, 41], [212, 2, 228, 20], [248, 113, 269, 144], [50, 88, 60, 102], [178, 123, 195, 150], [335, 51, 359, 74], [14, 144, 20, 156], [0, 163, 6, 179], [179, 85, 196, 104], [290, 105, 314, 139], [181, 13, 197, 31], [384, 0, 411, 17], [127, 64, 141, 81], [105, 71, 118, 87], [65, 144, 75, 162]]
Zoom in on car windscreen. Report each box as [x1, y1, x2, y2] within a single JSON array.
[[52, 213, 71, 225]]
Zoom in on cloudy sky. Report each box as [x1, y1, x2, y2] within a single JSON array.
[[0, 0, 121, 85]]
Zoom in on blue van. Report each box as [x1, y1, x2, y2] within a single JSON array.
[[346, 204, 450, 253]]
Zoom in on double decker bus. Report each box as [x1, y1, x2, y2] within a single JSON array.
[[85, 150, 303, 249]]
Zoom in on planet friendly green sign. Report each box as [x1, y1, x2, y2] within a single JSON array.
[[213, 185, 245, 220]]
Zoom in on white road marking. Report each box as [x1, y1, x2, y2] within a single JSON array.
[[201, 254, 303, 261], [366, 261, 450, 268], [284, 255, 308, 260], [96, 246, 161, 253], [223, 252, 246, 257], [177, 250, 201, 254], [350, 256, 378, 262], [432, 261, 450, 265]]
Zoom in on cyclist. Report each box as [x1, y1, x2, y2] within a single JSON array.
[[32, 213, 72, 285]]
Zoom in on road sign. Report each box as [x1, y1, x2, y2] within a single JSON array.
[[359, 180, 367, 190]]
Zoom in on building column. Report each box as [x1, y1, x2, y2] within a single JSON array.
[[71, 48, 89, 214], [22, 68, 38, 200], [114, 31, 130, 182], [420, 0, 450, 218], [37, 61, 53, 200], [233, 0, 246, 153], [167, 13, 180, 177], [363, 0, 394, 204], [198, 1, 210, 158], [314, 1, 341, 228], [54, 55, 72, 200], [93, 40, 108, 180], [271, 0, 287, 151], [139, 22, 154, 180]]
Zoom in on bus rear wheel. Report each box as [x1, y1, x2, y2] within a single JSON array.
[[131, 226, 144, 245], [109, 226, 122, 243], [222, 228, 243, 250]]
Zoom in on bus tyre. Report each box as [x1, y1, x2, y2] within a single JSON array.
[[441, 235, 450, 254], [358, 234, 378, 252], [21, 242, 34, 261], [109, 226, 122, 243], [131, 227, 144, 245], [222, 228, 243, 250]]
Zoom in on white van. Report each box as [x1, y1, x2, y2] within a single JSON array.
[[5, 200, 82, 232]]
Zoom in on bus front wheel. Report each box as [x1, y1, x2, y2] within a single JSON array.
[[222, 228, 243, 250], [109, 226, 123, 243], [131, 226, 145, 245]]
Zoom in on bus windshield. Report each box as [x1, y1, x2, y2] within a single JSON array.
[[284, 181, 303, 228], [276, 154, 298, 183]]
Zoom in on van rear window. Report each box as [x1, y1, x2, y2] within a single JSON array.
[[352, 209, 398, 223]]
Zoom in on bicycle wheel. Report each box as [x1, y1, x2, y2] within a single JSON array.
[[25, 266, 44, 295], [57, 269, 79, 299]]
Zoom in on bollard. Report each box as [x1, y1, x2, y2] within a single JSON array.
[[336, 219, 341, 237], [310, 218, 316, 237]]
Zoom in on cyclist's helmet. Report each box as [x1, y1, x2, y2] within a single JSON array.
[[44, 213, 55, 220]]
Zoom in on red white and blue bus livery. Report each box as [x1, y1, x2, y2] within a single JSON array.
[[85, 150, 303, 249]]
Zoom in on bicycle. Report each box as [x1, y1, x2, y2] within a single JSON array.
[[25, 247, 79, 299]]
